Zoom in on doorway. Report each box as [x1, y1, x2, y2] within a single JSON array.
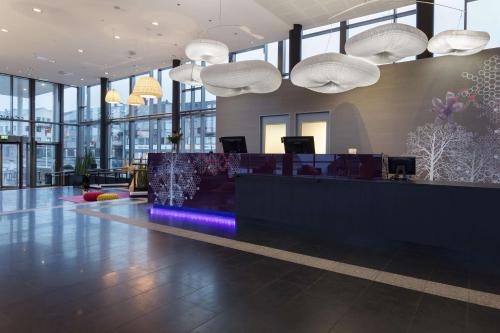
[[0, 136, 26, 189]]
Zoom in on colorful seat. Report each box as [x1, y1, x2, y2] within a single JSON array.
[[96, 193, 120, 201], [83, 191, 104, 202]]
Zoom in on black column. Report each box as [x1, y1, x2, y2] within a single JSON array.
[[100, 77, 109, 169], [172, 59, 181, 134], [340, 21, 348, 54], [288, 24, 302, 73], [29, 79, 36, 187], [56, 84, 64, 184], [417, 0, 434, 59]]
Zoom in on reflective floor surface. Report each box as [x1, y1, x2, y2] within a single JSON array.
[[1, 187, 500, 332]]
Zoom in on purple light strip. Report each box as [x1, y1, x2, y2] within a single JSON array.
[[149, 207, 236, 228]]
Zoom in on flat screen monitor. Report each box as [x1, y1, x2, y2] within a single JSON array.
[[219, 136, 248, 153], [281, 136, 315, 154], [388, 156, 416, 176]]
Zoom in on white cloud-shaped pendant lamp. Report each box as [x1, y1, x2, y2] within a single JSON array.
[[185, 39, 229, 64], [428, 30, 490, 56], [200, 60, 282, 97], [169, 63, 203, 86], [345, 23, 428, 64], [290, 53, 380, 94]]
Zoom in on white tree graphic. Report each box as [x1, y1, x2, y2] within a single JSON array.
[[447, 130, 500, 183], [149, 153, 200, 206], [407, 123, 472, 181]]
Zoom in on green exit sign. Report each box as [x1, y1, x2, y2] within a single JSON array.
[[0, 135, 8, 140]]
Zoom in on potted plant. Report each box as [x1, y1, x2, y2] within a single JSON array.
[[168, 130, 183, 153], [70, 151, 96, 190]]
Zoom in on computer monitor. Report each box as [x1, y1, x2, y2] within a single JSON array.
[[388, 156, 416, 180], [281, 136, 315, 154], [219, 136, 248, 153]]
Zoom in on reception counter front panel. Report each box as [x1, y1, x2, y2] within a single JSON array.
[[148, 153, 383, 212]]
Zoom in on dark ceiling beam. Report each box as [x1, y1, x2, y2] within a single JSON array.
[[417, 0, 434, 59], [289, 24, 302, 73]]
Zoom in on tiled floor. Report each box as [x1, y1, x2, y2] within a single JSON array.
[[1, 187, 500, 332]]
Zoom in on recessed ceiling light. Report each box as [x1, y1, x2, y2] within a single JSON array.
[[105, 72, 109, 75], [78, 49, 84, 53], [32, 7, 42, 13], [1, 28, 8, 33], [114, 35, 121, 40], [152, 21, 159, 26], [80, 78, 84, 81], [49, 59, 56, 63]]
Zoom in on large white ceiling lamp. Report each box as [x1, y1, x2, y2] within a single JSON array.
[[428, 30, 490, 56], [105, 89, 121, 104], [345, 23, 428, 64], [132, 76, 163, 99], [290, 53, 380, 94], [185, 39, 229, 65], [169, 63, 203, 86], [200, 60, 282, 97], [127, 94, 145, 106]]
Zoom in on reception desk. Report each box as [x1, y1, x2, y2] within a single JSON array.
[[148, 153, 383, 212], [235, 174, 500, 258]]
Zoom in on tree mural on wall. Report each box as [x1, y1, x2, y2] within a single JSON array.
[[446, 130, 500, 183], [407, 55, 500, 184], [407, 123, 472, 181]]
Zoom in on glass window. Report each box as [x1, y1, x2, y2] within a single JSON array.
[[35, 123, 58, 143], [434, 0, 465, 35], [36, 144, 56, 185], [160, 68, 173, 113], [63, 86, 78, 123], [84, 85, 100, 121], [204, 114, 216, 152], [109, 78, 129, 119], [349, 10, 394, 25], [266, 42, 279, 68], [193, 115, 202, 152], [0, 75, 11, 121], [83, 124, 100, 165], [159, 118, 172, 152], [12, 121, 29, 137], [0, 120, 10, 135], [13, 78, 29, 121], [110, 122, 130, 168], [302, 30, 340, 59], [35, 81, 58, 123], [63, 125, 78, 169], [134, 120, 149, 160], [467, 0, 500, 48], [181, 116, 191, 152], [235, 47, 265, 61]]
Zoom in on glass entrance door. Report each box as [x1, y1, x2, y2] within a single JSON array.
[[0, 143, 19, 188]]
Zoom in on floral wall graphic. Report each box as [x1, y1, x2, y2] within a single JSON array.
[[407, 55, 500, 184]]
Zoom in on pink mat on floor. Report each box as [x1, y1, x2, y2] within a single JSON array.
[[59, 191, 129, 203]]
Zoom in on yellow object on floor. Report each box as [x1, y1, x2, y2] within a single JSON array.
[[96, 193, 120, 201]]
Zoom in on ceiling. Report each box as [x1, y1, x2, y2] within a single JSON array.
[[0, 0, 415, 87]]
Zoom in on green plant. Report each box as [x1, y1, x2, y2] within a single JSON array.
[[75, 151, 96, 176], [135, 159, 148, 190], [167, 131, 183, 144]]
